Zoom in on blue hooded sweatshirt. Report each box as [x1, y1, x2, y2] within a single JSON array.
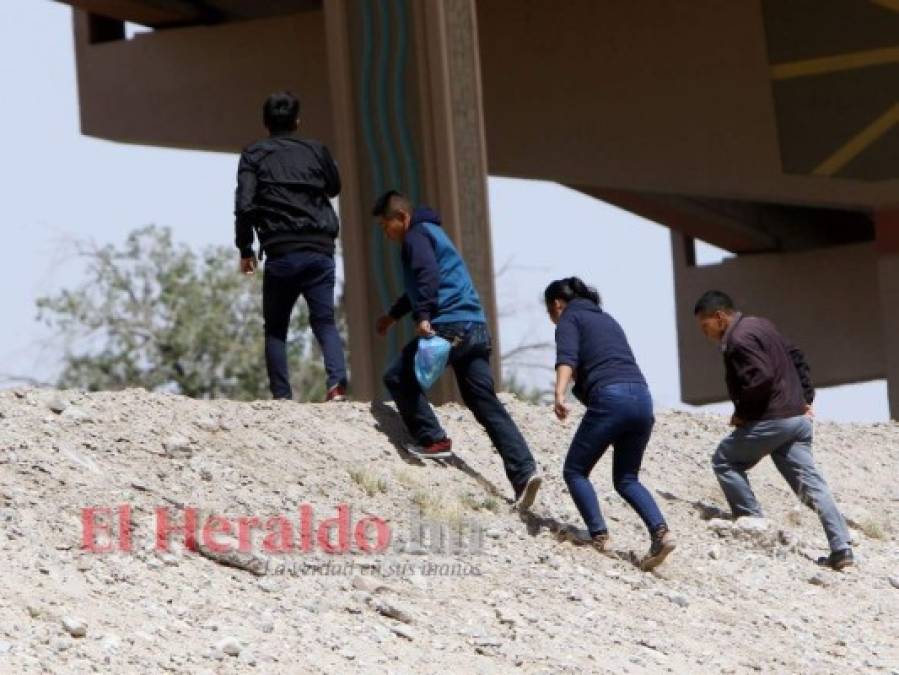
[[387, 207, 486, 325]]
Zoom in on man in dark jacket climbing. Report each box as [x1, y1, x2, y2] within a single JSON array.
[[235, 91, 348, 402], [372, 190, 542, 510], [694, 290, 853, 570]]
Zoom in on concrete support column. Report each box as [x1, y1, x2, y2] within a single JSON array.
[[324, 0, 498, 402], [669, 231, 702, 403], [876, 209, 899, 420]]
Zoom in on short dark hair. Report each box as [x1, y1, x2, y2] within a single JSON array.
[[371, 190, 413, 217], [544, 277, 601, 307], [693, 290, 736, 316], [263, 91, 300, 133]]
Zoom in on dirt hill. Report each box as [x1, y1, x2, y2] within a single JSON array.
[[0, 388, 897, 674]]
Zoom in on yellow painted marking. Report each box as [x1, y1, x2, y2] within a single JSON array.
[[813, 103, 899, 176], [871, 0, 899, 13], [771, 46, 899, 79]]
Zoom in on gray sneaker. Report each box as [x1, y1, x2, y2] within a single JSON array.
[[512, 473, 542, 511]]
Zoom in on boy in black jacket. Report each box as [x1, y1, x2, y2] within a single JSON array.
[[235, 91, 348, 402]]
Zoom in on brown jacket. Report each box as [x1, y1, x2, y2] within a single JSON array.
[[722, 314, 814, 421]]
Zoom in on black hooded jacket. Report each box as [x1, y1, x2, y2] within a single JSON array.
[[234, 135, 341, 258]]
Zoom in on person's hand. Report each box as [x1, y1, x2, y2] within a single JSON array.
[[554, 394, 569, 422], [240, 256, 257, 276], [804, 404, 815, 419], [376, 315, 396, 337], [416, 320, 435, 338], [730, 413, 745, 427]]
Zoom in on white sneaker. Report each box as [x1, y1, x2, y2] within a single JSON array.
[[512, 473, 542, 511]]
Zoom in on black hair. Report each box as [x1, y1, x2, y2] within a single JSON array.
[[693, 290, 736, 316], [263, 91, 300, 133], [544, 277, 601, 307], [371, 190, 413, 217]]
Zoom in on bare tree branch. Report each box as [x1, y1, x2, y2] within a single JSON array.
[[503, 361, 555, 372], [501, 340, 553, 361], [494, 255, 551, 280], [0, 373, 52, 387]]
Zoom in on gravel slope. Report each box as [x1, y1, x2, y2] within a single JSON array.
[[0, 388, 897, 674]]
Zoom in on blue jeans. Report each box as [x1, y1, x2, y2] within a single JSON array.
[[263, 250, 347, 399], [383, 322, 537, 490], [563, 382, 666, 537], [713, 415, 851, 552]]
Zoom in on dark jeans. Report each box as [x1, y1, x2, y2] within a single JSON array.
[[563, 382, 666, 537], [383, 322, 536, 490], [263, 250, 347, 399]]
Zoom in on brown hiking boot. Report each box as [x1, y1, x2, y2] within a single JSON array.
[[591, 531, 610, 553], [640, 525, 676, 571]]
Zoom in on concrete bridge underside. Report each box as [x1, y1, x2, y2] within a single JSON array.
[[58, 0, 899, 416]]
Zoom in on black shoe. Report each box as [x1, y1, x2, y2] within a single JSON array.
[[819, 548, 854, 571], [640, 525, 676, 571], [512, 473, 542, 511]]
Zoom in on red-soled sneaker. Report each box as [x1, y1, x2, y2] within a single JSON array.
[[406, 437, 453, 459], [326, 385, 348, 402]]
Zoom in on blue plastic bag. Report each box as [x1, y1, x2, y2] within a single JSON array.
[[414, 336, 452, 390]]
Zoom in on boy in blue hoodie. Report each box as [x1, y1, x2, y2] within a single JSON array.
[[372, 191, 542, 509]]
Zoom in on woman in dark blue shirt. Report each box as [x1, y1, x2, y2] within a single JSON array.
[[547, 277, 675, 570]]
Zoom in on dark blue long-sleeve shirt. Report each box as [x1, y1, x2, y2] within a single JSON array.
[[555, 298, 646, 404]]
